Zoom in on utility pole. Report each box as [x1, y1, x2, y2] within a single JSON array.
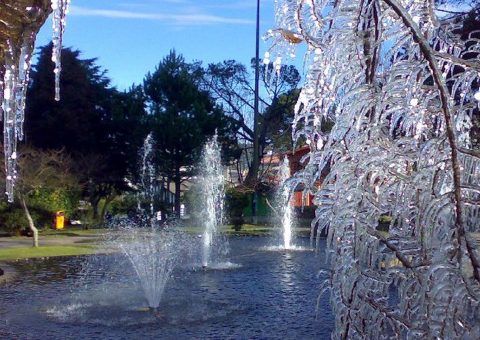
[[252, 0, 261, 222]]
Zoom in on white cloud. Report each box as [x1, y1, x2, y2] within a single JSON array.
[[69, 5, 254, 26], [206, 0, 271, 10]]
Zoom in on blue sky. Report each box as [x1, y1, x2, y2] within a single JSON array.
[[34, 1, 471, 91], [36, 0, 281, 90]]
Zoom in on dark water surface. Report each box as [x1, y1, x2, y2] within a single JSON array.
[[0, 237, 333, 339]]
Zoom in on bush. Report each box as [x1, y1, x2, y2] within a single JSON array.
[[0, 205, 28, 235], [0, 203, 59, 234], [109, 194, 138, 216], [377, 214, 392, 232], [28, 188, 80, 218], [225, 188, 249, 231], [0, 188, 81, 235], [27, 188, 79, 229]]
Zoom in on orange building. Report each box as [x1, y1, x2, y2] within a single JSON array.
[[261, 146, 317, 207]]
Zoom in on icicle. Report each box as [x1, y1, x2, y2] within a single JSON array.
[[1, 33, 36, 202], [51, 0, 70, 101], [0, 2, 70, 201], [2, 50, 18, 202], [273, 56, 282, 74], [474, 91, 480, 101], [263, 51, 270, 65], [15, 35, 35, 142]]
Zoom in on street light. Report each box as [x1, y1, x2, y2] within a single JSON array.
[[251, 0, 261, 220]]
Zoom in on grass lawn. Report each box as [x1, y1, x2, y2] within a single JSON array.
[[177, 224, 311, 237], [224, 224, 311, 237], [0, 245, 98, 261], [224, 224, 273, 236], [39, 227, 107, 237], [178, 224, 273, 235]]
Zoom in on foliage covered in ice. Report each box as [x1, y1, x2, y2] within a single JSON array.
[[0, 0, 69, 201], [274, 0, 480, 337], [51, 0, 70, 101]]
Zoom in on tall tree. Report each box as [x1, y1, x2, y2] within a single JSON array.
[[262, 88, 300, 152], [26, 43, 112, 153], [144, 50, 237, 216], [202, 59, 301, 187], [25, 44, 148, 221]]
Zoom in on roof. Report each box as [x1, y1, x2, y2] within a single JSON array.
[[260, 145, 310, 165]]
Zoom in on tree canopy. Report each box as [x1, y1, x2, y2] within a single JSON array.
[[202, 58, 301, 186], [144, 50, 238, 215], [25, 44, 149, 221]]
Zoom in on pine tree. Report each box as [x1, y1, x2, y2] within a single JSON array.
[[144, 50, 237, 216]]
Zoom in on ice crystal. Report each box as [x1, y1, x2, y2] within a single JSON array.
[[51, 0, 70, 101], [274, 0, 480, 338], [475, 91, 480, 101], [0, 1, 69, 201]]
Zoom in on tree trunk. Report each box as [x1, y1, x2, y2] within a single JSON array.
[[20, 195, 38, 247], [91, 196, 101, 222], [245, 130, 266, 223], [174, 166, 181, 217], [99, 195, 115, 225]]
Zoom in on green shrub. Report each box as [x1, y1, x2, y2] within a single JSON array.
[[377, 214, 393, 232], [225, 188, 249, 231], [28, 188, 80, 218], [109, 194, 138, 216], [0, 188, 80, 234], [27, 188, 80, 228], [0, 205, 57, 234], [378, 215, 393, 224], [0, 205, 28, 235]]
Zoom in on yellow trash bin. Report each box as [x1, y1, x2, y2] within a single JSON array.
[[55, 211, 65, 230]]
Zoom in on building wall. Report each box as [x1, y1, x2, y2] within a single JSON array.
[[292, 191, 314, 207], [286, 146, 310, 175], [242, 194, 271, 217]]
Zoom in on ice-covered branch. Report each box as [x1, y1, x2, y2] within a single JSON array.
[[273, 0, 480, 337], [51, 0, 70, 101], [381, 0, 479, 282], [0, 1, 70, 201]]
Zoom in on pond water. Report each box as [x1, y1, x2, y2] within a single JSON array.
[[0, 237, 333, 339]]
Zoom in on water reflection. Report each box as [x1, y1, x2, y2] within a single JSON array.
[[0, 237, 333, 339], [10, 256, 85, 285], [279, 252, 296, 294]]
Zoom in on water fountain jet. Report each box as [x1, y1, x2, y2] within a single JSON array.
[[264, 157, 309, 252], [278, 157, 294, 250], [199, 134, 236, 269], [109, 134, 187, 309]]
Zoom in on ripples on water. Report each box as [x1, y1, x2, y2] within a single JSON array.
[[0, 237, 333, 339]]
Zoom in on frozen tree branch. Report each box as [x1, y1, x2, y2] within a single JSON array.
[[272, 0, 480, 337], [381, 0, 479, 283]]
